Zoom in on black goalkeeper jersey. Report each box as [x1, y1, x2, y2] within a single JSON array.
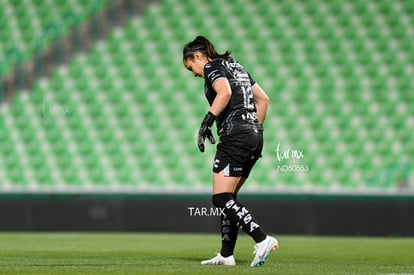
[[204, 57, 261, 137]]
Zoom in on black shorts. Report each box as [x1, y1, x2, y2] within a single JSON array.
[[213, 128, 263, 178]]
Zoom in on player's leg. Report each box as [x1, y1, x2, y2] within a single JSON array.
[[203, 130, 278, 266], [212, 170, 267, 244], [219, 176, 245, 259], [236, 149, 279, 267], [215, 174, 278, 267], [234, 176, 247, 196], [201, 172, 238, 266], [203, 172, 265, 266], [215, 173, 241, 259], [230, 132, 279, 267]]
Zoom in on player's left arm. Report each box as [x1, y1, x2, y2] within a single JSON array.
[[197, 78, 230, 152], [209, 78, 232, 116], [252, 83, 269, 125]]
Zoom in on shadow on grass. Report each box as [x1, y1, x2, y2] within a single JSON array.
[[171, 256, 250, 265]]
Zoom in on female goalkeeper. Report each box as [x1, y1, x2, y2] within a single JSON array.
[[183, 36, 279, 267]]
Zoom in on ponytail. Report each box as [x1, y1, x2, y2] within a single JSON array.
[[183, 36, 231, 60]]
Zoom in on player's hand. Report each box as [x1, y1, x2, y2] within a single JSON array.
[[198, 111, 216, 152]]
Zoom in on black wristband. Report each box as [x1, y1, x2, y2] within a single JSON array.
[[201, 111, 216, 127]]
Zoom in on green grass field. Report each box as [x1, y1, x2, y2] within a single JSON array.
[[0, 233, 413, 275]]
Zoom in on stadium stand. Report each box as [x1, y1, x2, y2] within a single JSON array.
[[0, 0, 413, 194], [0, 0, 111, 74]]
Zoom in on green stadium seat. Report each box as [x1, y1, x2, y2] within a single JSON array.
[[0, 0, 111, 77]]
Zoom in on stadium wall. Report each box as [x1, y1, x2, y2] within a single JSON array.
[[1, 194, 413, 236]]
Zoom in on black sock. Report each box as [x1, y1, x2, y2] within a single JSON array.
[[213, 193, 266, 244], [220, 212, 239, 257]]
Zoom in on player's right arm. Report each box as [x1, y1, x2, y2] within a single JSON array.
[[252, 83, 269, 126]]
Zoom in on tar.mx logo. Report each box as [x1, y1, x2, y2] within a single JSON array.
[[187, 207, 225, 217], [275, 142, 309, 172], [42, 100, 71, 117]]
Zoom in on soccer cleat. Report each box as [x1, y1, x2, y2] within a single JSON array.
[[201, 253, 236, 266], [250, 236, 279, 267]]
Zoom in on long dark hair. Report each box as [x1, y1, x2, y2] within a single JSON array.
[[183, 36, 231, 61]]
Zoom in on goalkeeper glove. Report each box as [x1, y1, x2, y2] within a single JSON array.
[[198, 111, 216, 152]]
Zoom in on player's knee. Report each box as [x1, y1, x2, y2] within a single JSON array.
[[212, 192, 233, 208]]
